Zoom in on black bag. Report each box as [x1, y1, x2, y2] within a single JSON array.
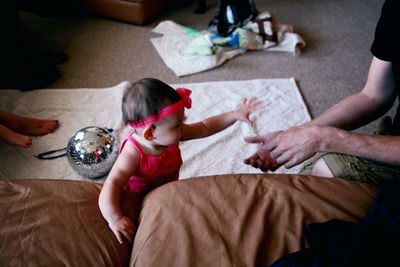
[[208, 0, 258, 36]]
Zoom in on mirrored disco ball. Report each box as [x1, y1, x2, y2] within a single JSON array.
[[66, 126, 118, 179]]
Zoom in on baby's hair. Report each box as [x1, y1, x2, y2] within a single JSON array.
[[122, 78, 181, 124]]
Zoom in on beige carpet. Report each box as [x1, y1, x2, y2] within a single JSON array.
[[0, 78, 310, 181]]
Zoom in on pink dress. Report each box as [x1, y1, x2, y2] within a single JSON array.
[[120, 135, 182, 194]]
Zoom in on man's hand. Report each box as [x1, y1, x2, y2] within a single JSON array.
[[243, 131, 282, 172], [108, 215, 136, 245], [264, 125, 324, 168], [244, 125, 325, 171]]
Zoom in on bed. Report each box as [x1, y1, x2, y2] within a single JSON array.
[[0, 173, 377, 266]]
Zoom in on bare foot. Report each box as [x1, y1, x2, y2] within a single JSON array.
[[20, 118, 59, 136], [0, 125, 32, 148], [0, 110, 59, 136]]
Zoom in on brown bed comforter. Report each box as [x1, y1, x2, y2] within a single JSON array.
[[0, 174, 377, 267]]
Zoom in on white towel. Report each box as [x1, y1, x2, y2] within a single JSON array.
[[151, 20, 306, 77], [0, 78, 310, 182]]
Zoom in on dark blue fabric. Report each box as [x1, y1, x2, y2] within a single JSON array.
[[270, 179, 400, 267]]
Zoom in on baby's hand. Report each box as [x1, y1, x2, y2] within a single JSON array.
[[108, 215, 136, 245], [235, 97, 262, 127]]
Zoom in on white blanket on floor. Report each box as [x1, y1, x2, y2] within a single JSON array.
[[0, 78, 310, 182]]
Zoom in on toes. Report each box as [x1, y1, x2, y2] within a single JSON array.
[[17, 135, 32, 148], [37, 120, 59, 134], [13, 135, 31, 148], [22, 137, 32, 148], [37, 127, 53, 135]]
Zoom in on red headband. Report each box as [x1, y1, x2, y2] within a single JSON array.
[[129, 88, 192, 129]]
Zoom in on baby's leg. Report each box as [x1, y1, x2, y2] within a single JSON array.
[[0, 124, 32, 148], [0, 110, 58, 136]]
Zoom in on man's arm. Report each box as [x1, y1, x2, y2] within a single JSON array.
[[245, 57, 399, 170], [318, 126, 400, 166], [308, 57, 397, 129]]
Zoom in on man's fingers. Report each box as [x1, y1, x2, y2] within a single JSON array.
[[275, 153, 289, 165], [243, 135, 265, 144], [264, 140, 277, 151], [284, 160, 297, 169], [284, 152, 313, 169], [269, 148, 280, 158], [275, 148, 297, 166]]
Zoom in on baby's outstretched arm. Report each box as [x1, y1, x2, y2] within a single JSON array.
[[181, 97, 262, 140], [98, 145, 139, 244]]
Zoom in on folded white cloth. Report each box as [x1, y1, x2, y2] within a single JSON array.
[[151, 17, 306, 77], [0, 78, 310, 181]]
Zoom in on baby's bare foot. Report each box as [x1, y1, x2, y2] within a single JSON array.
[[0, 125, 32, 148]]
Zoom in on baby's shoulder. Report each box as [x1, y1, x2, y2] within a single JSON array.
[[120, 138, 140, 156]]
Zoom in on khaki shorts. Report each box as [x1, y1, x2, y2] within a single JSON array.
[[299, 116, 400, 186], [299, 152, 400, 186]]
